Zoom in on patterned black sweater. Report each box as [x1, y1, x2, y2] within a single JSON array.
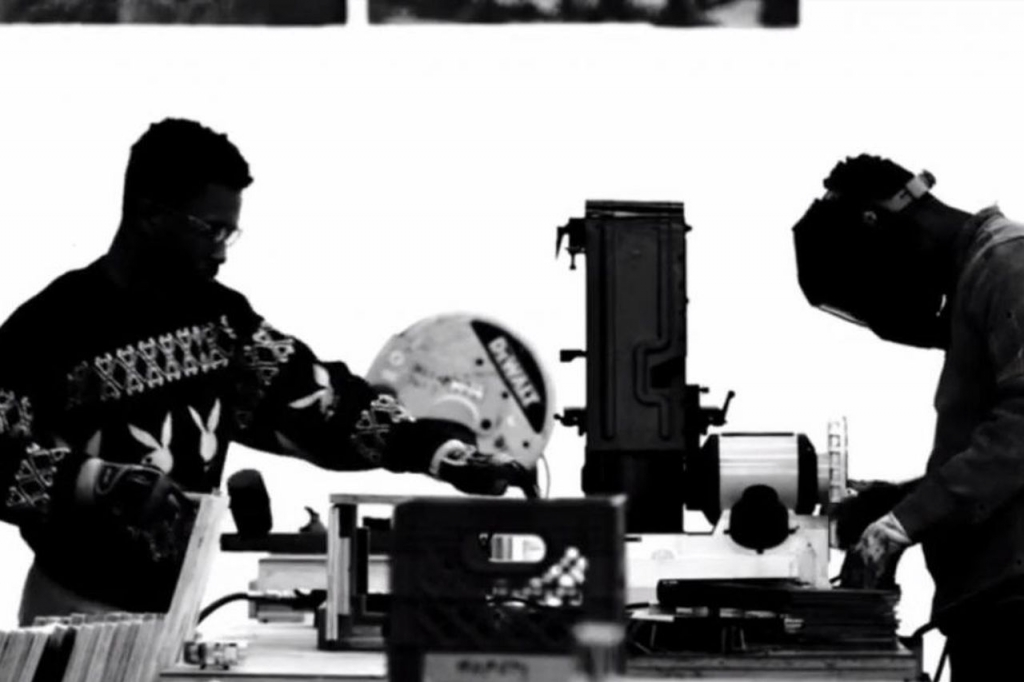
[[0, 257, 440, 611]]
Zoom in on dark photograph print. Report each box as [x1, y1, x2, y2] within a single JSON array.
[[0, 0, 345, 24], [369, 0, 797, 27]]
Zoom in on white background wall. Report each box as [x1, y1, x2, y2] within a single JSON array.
[[1, 1, 1023, 676]]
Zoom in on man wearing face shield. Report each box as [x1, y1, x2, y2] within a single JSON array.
[[793, 154, 1024, 680]]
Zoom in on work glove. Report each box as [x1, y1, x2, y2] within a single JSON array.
[[389, 417, 538, 497], [834, 478, 919, 550], [75, 458, 197, 566], [426, 437, 538, 497], [839, 512, 911, 590]]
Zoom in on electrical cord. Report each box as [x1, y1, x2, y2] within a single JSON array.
[[539, 453, 551, 498], [197, 590, 326, 624], [909, 620, 948, 682], [935, 644, 949, 682], [197, 592, 250, 623]]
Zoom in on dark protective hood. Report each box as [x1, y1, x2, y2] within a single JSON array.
[[792, 175, 951, 350]]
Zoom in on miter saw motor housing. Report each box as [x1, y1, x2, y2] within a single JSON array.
[[366, 313, 557, 485]]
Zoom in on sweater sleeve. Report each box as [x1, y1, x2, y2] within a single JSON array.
[[227, 308, 453, 474], [0, 303, 84, 530]]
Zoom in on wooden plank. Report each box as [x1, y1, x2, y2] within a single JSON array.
[[0, 630, 12, 682], [0, 631, 11, 679], [12, 622, 47, 679], [51, 624, 77, 682], [123, 616, 162, 682], [325, 501, 356, 644], [31, 624, 69, 682], [0, 630, 28, 682], [104, 621, 128, 682], [59, 622, 96, 682], [82, 622, 116, 682], [120, 619, 140, 682], [256, 555, 328, 591], [6, 494, 227, 682], [120, 619, 146, 682], [104, 621, 135, 682], [13, 630, 35, 682], [26, 622, 52, 679], [59, 625, 80, 682], [76, 623, 104, 682], [149, 493, 228, 680], [12, 629, 32, 682], [63, 618, 87, 679], [25, 628, 49, 682]]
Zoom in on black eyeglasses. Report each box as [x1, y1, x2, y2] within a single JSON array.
[[180, 211, 242, 247], [152, 202, 242, 246]]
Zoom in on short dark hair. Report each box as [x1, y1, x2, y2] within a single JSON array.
[[122, 118, 253, 217], [823, 154, 913, 205]]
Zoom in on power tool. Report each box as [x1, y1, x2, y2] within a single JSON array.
[[365, 312, 557, 498]]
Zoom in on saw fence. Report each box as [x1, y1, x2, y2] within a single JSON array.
[[0, 493, 227, 682]]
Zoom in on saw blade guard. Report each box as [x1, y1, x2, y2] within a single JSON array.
[[366, 313, 556, 469]]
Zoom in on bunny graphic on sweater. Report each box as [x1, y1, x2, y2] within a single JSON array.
[[128, 412, 174, 473], [289, 364, 335, 418], [189, 399, 221, 466]]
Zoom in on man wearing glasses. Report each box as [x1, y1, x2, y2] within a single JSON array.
[[0, 118, 510, 624]]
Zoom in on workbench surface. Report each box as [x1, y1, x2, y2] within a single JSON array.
[[160, 622, 925, 681], [161, 622, 385, 681]]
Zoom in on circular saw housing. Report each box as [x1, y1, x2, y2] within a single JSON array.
[[366, 313, 556, 468]]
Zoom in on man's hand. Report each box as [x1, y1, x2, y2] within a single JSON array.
[[428, 440, 535, 496], [839, 512, 912, 590], [75, 459, 197, 565], [834, 478, 920, 550]]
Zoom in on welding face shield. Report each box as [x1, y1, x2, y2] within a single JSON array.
[[792, 171, 950, 349]]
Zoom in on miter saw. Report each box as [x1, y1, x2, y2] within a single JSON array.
[[365, 312, 558, 499], [307, 314, 562, 650]]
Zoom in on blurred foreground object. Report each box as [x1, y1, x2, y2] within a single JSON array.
[[226, 469, 273, 540]]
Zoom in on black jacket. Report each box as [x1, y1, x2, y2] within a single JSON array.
[[893, 208, 1024, 625]]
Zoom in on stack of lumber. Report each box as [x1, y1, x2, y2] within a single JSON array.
[[0, 493, 227, 682], [0, 612, 164, 682], [655, 579, 902, 650]]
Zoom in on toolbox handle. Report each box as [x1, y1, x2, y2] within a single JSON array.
[[461, 532, 553, 575]]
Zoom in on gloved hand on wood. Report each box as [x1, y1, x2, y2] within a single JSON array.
[[74, 458, 197, 566], [839, 511, 912, 590], [834, 478, 920, 550]]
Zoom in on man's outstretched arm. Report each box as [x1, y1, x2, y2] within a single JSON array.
[[229, 317, 518, 495]]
